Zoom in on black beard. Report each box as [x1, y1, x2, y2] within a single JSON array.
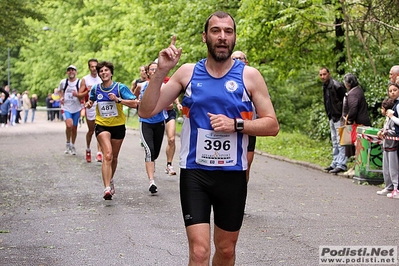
[[206, 38, 235, 62]]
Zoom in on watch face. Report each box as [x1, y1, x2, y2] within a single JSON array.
[[237, 119, 244, 130]]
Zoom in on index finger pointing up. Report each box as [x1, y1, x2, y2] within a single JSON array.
[[170, 35, 177, 47]]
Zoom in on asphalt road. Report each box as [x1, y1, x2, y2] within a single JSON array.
[[0, 112, 398, 266]]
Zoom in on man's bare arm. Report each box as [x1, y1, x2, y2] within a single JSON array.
[[139, 36, 183, 118], [242, 66, 279, 137]]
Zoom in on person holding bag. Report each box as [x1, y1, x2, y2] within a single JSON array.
[[341, 73, 371, 161], [338, 115, 357, 146]]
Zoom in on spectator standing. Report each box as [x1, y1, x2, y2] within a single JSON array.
[[22, 91, 31, 123], [139, 11, 279, 265], [341, 73, 371, 160], [4, 86, 10, 124], [377, 96, 399, 198], [31, 94, 38, 123], [15, 93, 22, 124], [9, 90, 18, 126], [0, 86, 9, 101], [0, 93, 11, 127], [389, 65, 399, 84], [46, 93, 53, 121], [51, 88, 61, 121], [319, 67, 347, 174], [384, 82, 399, 198]]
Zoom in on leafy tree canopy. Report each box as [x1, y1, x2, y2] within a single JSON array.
[[2, 0, 399, 139]]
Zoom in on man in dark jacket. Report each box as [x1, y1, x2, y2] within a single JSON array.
[[319, 67, 347, 174]]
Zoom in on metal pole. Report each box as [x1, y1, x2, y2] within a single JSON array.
[[7, 46, 10, 88]]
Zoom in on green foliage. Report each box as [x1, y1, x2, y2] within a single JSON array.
[[0, 0, 47, 88], [2, 0, 399, 145], [306, 102, 331, 140], [0, 0, 47, 47]]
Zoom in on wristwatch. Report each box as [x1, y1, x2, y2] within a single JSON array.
[[234, 118, 244, 132], [117, 97, 122, 103]]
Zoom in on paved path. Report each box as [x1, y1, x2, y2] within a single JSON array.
[[0, 112, 398, 265]]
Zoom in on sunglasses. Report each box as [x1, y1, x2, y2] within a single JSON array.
[[233, 57, 246, 61]]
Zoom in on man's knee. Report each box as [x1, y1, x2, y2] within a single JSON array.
[[190, 244, 210, 264], [214, 243, 236, 260]]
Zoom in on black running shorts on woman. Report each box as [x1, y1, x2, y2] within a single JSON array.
[[95, 124, 126, 139], [165, 109, 176, 123], [180, 169, 247, 232]]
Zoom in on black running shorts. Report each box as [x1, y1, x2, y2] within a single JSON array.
[[95, 124, 126, 139], [180, 169, 247, 232], [165, 109, 177, 123]]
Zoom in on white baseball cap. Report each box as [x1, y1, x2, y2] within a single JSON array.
[[66, 65, 77, 71]]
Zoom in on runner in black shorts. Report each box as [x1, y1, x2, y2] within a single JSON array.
[[137, 62, 167, 194], [232, 50, 257, 183], [86, 61, 139, 200], [165, 100, 182, 175], [165, 109, 176, 123], [180, 169, 247, 231], [138, 12, 279, 265], [140, 121, 165, 163], [95, 124, 126, 139]]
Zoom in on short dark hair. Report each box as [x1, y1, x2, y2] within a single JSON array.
[[382, 97, 395, 110], [320, 67, 330, 73], [96, 61, 114, 75], [88, 58, 98, 67], [204, 11, 236, 33], [146, 62, 157, 77]]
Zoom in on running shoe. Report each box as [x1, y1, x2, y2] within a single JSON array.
[[96, 152, 103, 162], [387, 189, 399, 199], [110, 178, 115, 195], [64, 143, 70, 154], [70, 146, 77, 155], [165, 165, 176, 175], [377, 188, 392, 196], [86, 149, 91, 163], [103, 187, 112, 200], [149, 183, 158, 194]]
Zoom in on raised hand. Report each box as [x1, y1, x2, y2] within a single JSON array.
[[157, 36, 182, 72]]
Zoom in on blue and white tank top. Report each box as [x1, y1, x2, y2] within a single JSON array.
[[180, 59, 253, 171]]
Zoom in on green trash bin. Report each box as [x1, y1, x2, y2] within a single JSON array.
[[353, 127, 383, 185]]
